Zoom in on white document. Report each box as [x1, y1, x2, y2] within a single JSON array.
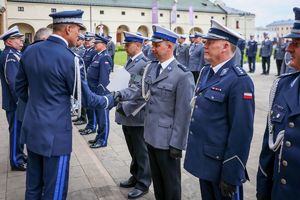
[[107, 67, 131, 91]]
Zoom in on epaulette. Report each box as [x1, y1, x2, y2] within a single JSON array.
[[178, 63, 188, 72], [233, 65, 247, 76], [141, 56, 148, 62]]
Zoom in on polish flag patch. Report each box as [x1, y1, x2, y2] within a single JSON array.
[[243, 93, 253, 100]]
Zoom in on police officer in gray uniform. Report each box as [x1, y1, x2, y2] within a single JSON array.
[[107, 36, 116, 71], [71, 33, 85, 57], [274, 37, 288, 76], [174, 34, 189, 67], [115, 25, 194, 200], [188, 32, 205, 83], [116, 31, 151, 199], [259, 32, 273, 75]]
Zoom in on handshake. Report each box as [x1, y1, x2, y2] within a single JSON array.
[[110, 91, 122, 106]]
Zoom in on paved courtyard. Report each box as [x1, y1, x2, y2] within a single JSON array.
[[0, 60, 280, 199]]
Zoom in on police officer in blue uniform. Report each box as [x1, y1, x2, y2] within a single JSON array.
[[237, 38, 246, 67], [174, 34, 189, 67], [116, 31, 151, 199], [256, 7, 300, 200], [74, 32, 96, 126], [87, 34, 113, 148], [188, 32, 205, 83], [184, 19, 255, 200], [15, 10, 114, 200], [246, 34, 258, 73], [116, 25, 194, 200], [0, 26, 27, 171], [260, 32, 273, 75]]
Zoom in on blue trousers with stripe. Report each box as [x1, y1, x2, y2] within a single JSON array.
[[85, 108, 96, 130], [95, 108, 110, 144], [5, 111, 26, 168], [25, 149, 70, 200], [199, 179, 243, 200]]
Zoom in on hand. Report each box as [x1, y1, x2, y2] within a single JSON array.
[[116, 105, 126, 116], [169, 146, 182, 159], [219, 180, 236, 198], [111, 91, 121, 106]]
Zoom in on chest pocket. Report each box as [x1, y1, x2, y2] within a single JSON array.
[[157, 83, 173, 101], [204, 89, 225, 103], [271, 104, 286, 123]]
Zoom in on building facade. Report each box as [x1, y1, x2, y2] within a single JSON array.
[[266, 19, 293, 38], [1, 0, 255, 45]]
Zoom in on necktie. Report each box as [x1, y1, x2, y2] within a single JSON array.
[[156, 64, 162, 78], [207, 67, 215, 81], [126, 58, 132, 67]]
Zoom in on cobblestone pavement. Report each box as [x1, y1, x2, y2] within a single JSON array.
[[0, 60, 279, 199]]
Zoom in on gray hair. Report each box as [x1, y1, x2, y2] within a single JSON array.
[[34, 27, 52, 42]]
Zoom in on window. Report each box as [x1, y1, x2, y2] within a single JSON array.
[[121, 11, 125, 15], [160, 13, 163, 17], [286, 27, 289, 30], [18, 7, 24, 12], [195, 15, 198, 19], [177, 14, 180, 18], [236, 21, 240, 29], [51, 8, 56, 13], [100, 10, 104, 14], [141, 12, 145, 16], [211, 16, 214, 19], [222, 17, 225, 20]]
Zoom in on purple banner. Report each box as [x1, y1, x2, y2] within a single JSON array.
[[171, 3, 177, 24], [152, 0, 159, 24], [189, 6, 194, 26]]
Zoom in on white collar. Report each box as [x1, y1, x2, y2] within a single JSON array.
[[51, 34, 68, 46], [212, 57, 231, 73], [130, 51, 143, 61], [159, 56, 175, 70]]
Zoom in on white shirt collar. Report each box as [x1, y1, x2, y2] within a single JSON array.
[[159, 56, 175, 71], [51, 34, 68, 46], [212, 57, 231, 73], [131, 51, 143, 61]]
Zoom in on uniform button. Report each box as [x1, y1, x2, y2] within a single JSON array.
[[191, 118, 194, 122], [216, 156, 220, 159], [282, 160, 288, 167], [270, 110, 273, 115], [211, 96, 215, 99], [195, 105, 198, 109], [149, 101, 153, 105], [285, 141, 291, 147], [189, 131, 193, 135], [199, 92, 202, 96], [289, 122, 295, 128], [281, 178, 287, 185]]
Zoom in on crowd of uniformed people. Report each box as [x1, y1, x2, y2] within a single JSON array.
[[0, 6, 300, 200]]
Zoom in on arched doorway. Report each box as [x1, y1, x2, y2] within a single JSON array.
[[173, 26, 184, 34], [137, 25, 149, 37], [189, 27, 203, 34], [95, 24, 109, 36], [9, 23, 35, 43], [116, 25, 129, 44]]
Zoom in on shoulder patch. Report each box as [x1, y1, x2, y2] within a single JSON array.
[[233, 65, 247, 76], [178, 63, 188, 72]]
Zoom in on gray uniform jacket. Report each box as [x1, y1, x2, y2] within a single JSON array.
[[260, 39, 273, 57], [115, 53, 148, 126], [71, 45, 86, 58], [174, 43, 189, 67], [188, 43, 205, 72], [107, 41, 116, 57], [274, 43, 287, 60], [120, 59, 195, 150]]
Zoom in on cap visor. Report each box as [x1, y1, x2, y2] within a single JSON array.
[[283, 32, 300, 39], [79, 24, 86, 31], [150, 37, 163, 43]]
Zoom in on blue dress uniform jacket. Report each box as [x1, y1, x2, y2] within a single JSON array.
[[120, 60, 195, 150], [188, 43, 205, 72], [174, 43, 189, 67], [0, 46, 21, 111], [184, 57, 255, 186], [115, 53, 148, 126], [260, 39, 273, 57], [246, 40, 258, 57], [83, 47, 97, 70], [257, 72, 300, 200], [15, 36, 112, 157], [87, 49, 112, 95]]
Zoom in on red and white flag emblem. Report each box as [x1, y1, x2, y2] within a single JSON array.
[[243, 92, 253, 100]]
